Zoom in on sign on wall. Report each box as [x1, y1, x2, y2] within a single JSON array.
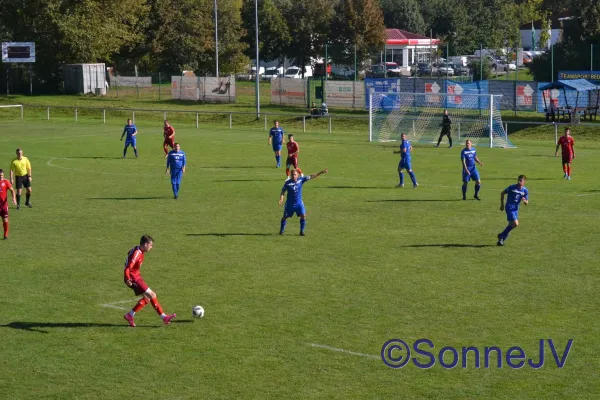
[[2, 42, 35, 63]]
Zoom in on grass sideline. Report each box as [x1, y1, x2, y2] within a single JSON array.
[[0, 118, 598, 398]]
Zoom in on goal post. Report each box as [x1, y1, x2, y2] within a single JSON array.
[[0, 104, 23, 120], [368, 92, 515, 148]]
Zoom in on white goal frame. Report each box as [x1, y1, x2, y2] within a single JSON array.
[[0, 104, 24, 119], [368, 92, 509, 148]]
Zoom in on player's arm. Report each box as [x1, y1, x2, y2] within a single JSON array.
[[26, 159, 32, 181], [571, 141, 575, 159], [499, 190, 506, 211], [165, 157, 170, 175], [132, 128, 137, 137], [8, 184, 16, 205], [278, 189, 286, 205], [120, 127, 126, 141], [182, 154, 186, 173], [9, 164, 14, 184], [554, 142, 560, 156], [308, 169, 328, 180], [268, 132, 272, 145], [522, 191, 529, 206], [475, 156, 484, 167], [462, 156, 469, 173]]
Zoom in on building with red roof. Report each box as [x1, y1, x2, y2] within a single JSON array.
[[382, 29, 440, 72]]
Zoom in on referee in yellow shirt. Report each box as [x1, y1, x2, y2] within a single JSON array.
[[10, 148, 32, 209]]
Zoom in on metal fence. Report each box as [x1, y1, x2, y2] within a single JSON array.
[[4, 104, 596, 144]]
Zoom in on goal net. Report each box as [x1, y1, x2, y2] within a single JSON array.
[[368, 92, 515, 148]]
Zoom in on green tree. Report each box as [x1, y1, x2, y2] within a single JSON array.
[[144, 0, 247, 75], [380, 0, 425, 34], [329, 0, 386, 66], [215, 0, 249, 75], [0, 0, 148, 89], [241, 0, 291, 64], [279, 0, 336, 77]]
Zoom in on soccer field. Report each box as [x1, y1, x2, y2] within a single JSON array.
[[0, 119, 598, 399]]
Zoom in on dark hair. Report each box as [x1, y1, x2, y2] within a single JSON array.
[[0, 169, 3, 174], [140, 235, 154, 246], [274, 120, 279, 124], [518, 175, 527, 181], [288, 134, 293, 139], [16, 148, 22, 153], [174, 142, 180, 147], [565, 127, 570, 132]]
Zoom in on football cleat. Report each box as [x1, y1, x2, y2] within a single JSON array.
[[299, 232, 306, 236], [474, 196, 481, 201], [163, 313, 177, 325], [497, 234, 504, 246], [124, 313, 136, 327]]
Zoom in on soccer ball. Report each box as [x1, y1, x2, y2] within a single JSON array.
[[192, 305, 205, 318]]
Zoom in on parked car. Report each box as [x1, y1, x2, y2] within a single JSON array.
[[491, 58, 516, 72], [262, 66, 283, 80], [283, 66, 312, 78], [331, 66, 354, 78], [453, 64, 470, 76], [366, 64, 385, 78], [367, 63, 402, 78], [438, 63, 455, 76], [412, 63, 432, 76], [385, 62, 402, 77]]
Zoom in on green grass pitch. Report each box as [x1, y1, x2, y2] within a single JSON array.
[[0, 118, 598, 399]]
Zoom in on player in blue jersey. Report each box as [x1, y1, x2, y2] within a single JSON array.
[[268, 120, 285, 168], [165, 143, 186, 199], [460, 140, 484, 200], [279, 168, 328, 236], [393, 133, 418, 188], [497, 175, 528, 246], [120, 119, 138, 158]]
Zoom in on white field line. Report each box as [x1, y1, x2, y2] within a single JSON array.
[[309, 343, 380, 360], [100, 299, 135, 311]]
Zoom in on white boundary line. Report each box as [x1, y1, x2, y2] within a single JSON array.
[[100, 299, 134, 311], [309, 343, 380, 360]]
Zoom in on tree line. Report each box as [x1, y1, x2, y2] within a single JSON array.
[[0, 0, 597, 90]]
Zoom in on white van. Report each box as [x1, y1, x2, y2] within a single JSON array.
[[262, 66, 284, 80], [283, 65, 313, 78]]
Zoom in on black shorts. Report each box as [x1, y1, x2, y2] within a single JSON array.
[[15, 176, 31, 189]]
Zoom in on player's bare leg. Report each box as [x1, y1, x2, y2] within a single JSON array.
[[566, 163, 572, 180], [562, 163, 568, 179], [133, 146, 138, 158]]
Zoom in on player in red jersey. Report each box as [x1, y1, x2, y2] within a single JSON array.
[[163, 120, 176, 157], [123, 235, 176, 327], [285, 134, 302, 177], [555, 127, 575, 180], [0, 169, 17, 240]]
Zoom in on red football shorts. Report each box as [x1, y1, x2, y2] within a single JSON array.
[[562, 154, 573, 164], [164, 138, 175, 149], [286, 156, 298, 168], [126, 276, 149, 296], [0, 204, 8, 219]]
